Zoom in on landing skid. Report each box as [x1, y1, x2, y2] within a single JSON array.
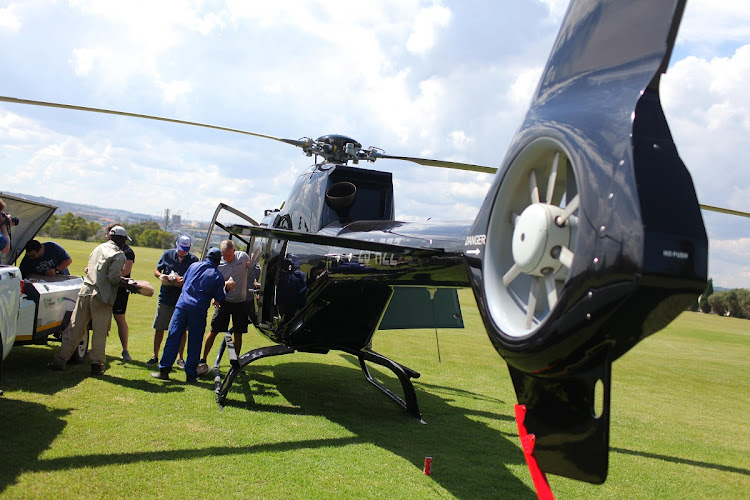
[[214, 332, 423, 420]]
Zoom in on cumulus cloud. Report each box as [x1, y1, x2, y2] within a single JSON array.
[[406, 3, 451, 56], [0, 5, 21, 32], [1, 0, 748, 288], [662, 44, 750, 214]]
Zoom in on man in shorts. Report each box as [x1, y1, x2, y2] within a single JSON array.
[[151, 247, 233, 382], [148, 235, 198, 366], [104, 223, 136, 361], [199, 239, 251, 373]]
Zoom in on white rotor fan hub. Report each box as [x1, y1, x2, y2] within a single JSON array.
[[484, 138, 579, 338], [512, 203, 570, 276]]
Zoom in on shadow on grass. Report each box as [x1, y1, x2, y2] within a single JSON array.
[[1, 344, 91, 395], [220, 361, 535, 499], [0, 359, 531, 498], [3, 344, 194, 395], [612, 446, 750, 477], [0, 399, 69, 493], [1, 344, 187, 395]]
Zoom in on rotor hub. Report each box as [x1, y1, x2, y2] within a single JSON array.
[[512, 203, 570, 276]]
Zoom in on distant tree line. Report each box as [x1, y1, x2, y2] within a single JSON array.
[[117, 221, 175, 249], [39, 213, 176, 249], [698, 278, 750, 319], [40, 213, 101, 241]]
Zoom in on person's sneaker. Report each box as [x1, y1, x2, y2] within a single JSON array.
[[90, 364, 105, 376], [176, 358, 186, 369], [186, 376, 198, 383], [47, 361, 64, 371], [150, 371, 170, 380], [197, 363, 210, 376], [121, 350, 132, 362], [146, 356, 158, 366]]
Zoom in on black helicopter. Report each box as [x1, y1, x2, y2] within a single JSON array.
[[2, 0, 749, 496]]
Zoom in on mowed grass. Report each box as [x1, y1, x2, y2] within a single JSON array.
[[1, 237, 748, 499]]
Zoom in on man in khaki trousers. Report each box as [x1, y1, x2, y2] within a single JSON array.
[[48, 226, 130, 375]]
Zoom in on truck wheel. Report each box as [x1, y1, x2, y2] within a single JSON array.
[[70, 331, 89, 364]]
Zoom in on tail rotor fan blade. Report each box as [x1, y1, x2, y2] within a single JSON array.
[[546, 152, 560, 204], [529, 170, 540, 204]]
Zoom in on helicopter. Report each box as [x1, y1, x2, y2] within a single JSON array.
[[2, 0, 750, 496]]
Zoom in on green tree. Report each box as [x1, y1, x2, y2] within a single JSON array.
[[39, 214, 60, 237], [122, 221, 161, 246], [708, 293, 726, 316], [699, 278, 713, 313], [137, 229, 174, 249], [58, 212, 79, 239], [43, 212, 101, 241], [86, 221, 102, 240], [736, 289, 750, 319]]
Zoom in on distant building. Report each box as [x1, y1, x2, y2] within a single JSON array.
[[172, 214, 181, 226]]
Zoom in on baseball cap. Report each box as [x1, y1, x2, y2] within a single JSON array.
[[176, 235, 191, 252], [206, 247, 222, 263], [109, 225, 132, 241]]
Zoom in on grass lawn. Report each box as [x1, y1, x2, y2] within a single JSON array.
[[1, 238, 748, 498]]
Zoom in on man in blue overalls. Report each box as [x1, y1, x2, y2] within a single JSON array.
[[151, 247, 234, 382]]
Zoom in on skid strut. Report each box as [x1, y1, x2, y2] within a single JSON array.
[[215, 333, 294, 406], [214, 333, 423, 419], [339, 346, 422, 420]]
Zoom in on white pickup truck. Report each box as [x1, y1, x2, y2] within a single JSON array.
[[1, 193, 87, 394]]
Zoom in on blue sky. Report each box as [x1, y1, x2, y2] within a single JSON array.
[[1, 0, 749, 288]]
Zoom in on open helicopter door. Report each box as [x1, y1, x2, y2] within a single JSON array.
[[201, 203, 262, 320]]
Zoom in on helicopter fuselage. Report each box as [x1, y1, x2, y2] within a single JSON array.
[[248, 163, 471, 350]]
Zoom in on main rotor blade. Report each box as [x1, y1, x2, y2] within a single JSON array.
[[0, 95, 310, 148], [375, 153, 497, 174], [700, 204, 750, 219]]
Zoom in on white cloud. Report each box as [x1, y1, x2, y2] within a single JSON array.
[[538, 0, 569, 25], [0, 5, 21, 32], [662, 44, 750, 212], [675, 0, 750, 50], [1, 0, 749, 289], [708, 238, 750, 289], [448, 130, 472, 149], [406, 3, 451, 56], [70, 47, 107, 76], [507, 66, 543, 108], [158, 79, 193, 104]]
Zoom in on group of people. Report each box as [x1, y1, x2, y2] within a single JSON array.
[[151, 238, 257, 382], [41, 225, 259, 382]]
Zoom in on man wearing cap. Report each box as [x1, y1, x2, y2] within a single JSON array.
[[151, 247, 235, 382], [48, 225, 130, 375], [103, 223, 136, 362], [147, 235, 199, 366]]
